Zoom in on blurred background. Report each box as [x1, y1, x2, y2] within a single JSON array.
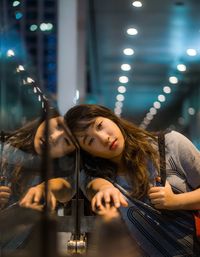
[[1, 0, 200, 146]]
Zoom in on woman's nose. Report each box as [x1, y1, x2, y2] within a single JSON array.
[[49, 130, 64, 144], [96, 132, 110, 145]]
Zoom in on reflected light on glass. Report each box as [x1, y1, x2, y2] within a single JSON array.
[[15, 12, 23, 19], [115, 101, 123, 108], [169, 76, 178, 84], [158, 94, 166, 102], [30, 24, 38, 31], [123, 48, 134, 55], [188, 107, 195, 115], [163, 86, 171, 94], [132, 1, 142, 7], [121, 64, 131, 71], [118, 86, 126, 93], [177, 64, 186, 72], [119, 76, 129, 83], [13, 1, 20, 7], [116, 94, 125, 101], [127, 28, 138, 35], [186, 48, 197, 56], [7, 49, 15, 57], [16, 65, 25, 72], [153, 101, 161, 109]]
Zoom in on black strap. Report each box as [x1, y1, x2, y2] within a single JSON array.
[[158, 132, 166, 186]]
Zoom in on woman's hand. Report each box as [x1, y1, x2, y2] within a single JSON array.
[[0, 186, 11, 209], [20, 183, 57, 211], [148, 181, 178, 210], [91, 185, 128, 214]]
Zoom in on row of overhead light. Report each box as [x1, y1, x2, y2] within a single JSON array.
[[114, 1, 142, 116], [112, 0, 199, 130], [140, 49, 199, 129]]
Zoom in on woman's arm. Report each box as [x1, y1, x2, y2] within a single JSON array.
[[149, 131, 200, 210]]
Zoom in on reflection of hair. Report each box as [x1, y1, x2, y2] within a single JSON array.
[[64, 104, 159, 199], [1, 108, 60, 197]]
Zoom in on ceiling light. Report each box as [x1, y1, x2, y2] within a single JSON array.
[[115, 101, 123, 108], [123, 48, 134, 56], [118, 86, 126, 93], [132, 1, 142, 7], [15, 12, 23, 20], [169, 76, 178, 84], [121, 64, 131, 71], [30, 24, 38, 31], [158, 94, 166, 102], [16, 65, 25, 72], [177, 64, 186, 72], [127, 28, 138, 35], [119, 76, 129, 83], [13, 1, 20, 7], [153, 101, 161, 109], [116, 94, 125, 102], [150, 107, 157, 115], [186, 48, 197, 56], [7, 49, 15, 57], [188, 107, 195, 115], [114, 107, 122, 115], [146, 113, 153, 120], [163, 86, 171, 94]]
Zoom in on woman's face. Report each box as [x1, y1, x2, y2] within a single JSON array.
[[34, 116, 75, 158], [76, 117, 125, 163]]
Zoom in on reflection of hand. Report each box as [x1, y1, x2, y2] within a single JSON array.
[[0, 186, 11, 209], [148, 181, 178, 210], [20, 183, 57, 211], [91, 186, 128, 214]]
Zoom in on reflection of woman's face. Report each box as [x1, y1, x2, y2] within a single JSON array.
[[76, 117, 125, 163], [34, 116, 75, 158]]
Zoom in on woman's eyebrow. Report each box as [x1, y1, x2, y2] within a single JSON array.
[[78, 135, 88, 145]]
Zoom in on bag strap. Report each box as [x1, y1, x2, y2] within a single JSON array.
[[158, 132, 166, 186]]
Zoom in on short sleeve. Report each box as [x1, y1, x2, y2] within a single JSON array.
[[165, 131, 200, 189]]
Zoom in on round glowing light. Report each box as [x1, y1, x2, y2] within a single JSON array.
[[7, 49, 15, 57], [146, 113, 153, 120], [150, 107, 157, 115], [40, 23, 48, 31], [114, 107, 122, 115], [13, 1, 20, 7], [132, 1, 142, 7], [16, 65, 25, 72], [169, 76, 178, 84], [158, 94, 166, 102], [47, 23, 53, 31], [115, 101, 123, 108], [123, 48, 134, 56], [30, 24, 38, 31], [118, 86, 126, 93], [177, 64, 186, 72], [27, 77, 35, 83], [119, 76, 129, 83], [127, 28, 138, 35], [188, 107, 195, 115], [186, 48, 197, 56], [15, 12, 23, 20], [153, 101, 161, 109], [163, 86, 171, 94], [178, 117, 185, 125], [121, 64, 131, 71], [116, 94, 125, 102]]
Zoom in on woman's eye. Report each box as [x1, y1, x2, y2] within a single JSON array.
[[65, 138, 70, 146], [88, 138, 94, 145], [96, 121, 103, 130]]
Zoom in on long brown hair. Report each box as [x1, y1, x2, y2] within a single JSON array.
[[64, 104, 159, 199]]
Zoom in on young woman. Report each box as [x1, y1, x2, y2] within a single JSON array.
[[0, 109, 76, 211], [64, 104, 200, 257]]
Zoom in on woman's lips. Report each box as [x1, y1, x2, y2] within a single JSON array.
[[109, 139, 117, 150]]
